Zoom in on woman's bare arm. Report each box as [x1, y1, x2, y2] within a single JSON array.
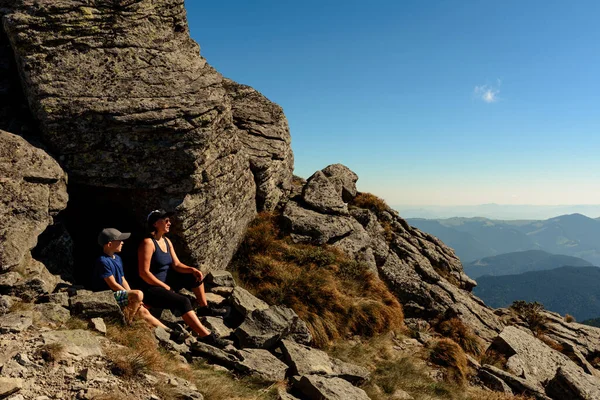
[[166, 238, 203, 281], [138, 239, 171, 290]]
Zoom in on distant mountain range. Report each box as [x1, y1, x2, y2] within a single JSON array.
[[395, 204, 600, 220], [464, 250, 592, 279], [473, 266, 600, 321], [407, 213, 600, 265]]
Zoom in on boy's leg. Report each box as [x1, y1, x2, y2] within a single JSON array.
[[118, 290, 143, 324], [138, 306, 168, 329]]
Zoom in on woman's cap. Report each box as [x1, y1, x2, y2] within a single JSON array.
[[147, 209, 174, 226], [98, 228, 131, 246]]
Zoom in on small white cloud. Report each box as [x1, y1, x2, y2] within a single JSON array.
[[474, 81, 501, 103]]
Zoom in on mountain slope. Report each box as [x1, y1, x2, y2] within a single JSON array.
[[407, 214, 600, 265], [464, 250, 593, 279], [473, 266, 600, 321]]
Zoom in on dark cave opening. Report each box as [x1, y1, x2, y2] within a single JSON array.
[[62, 184, 148, 290]]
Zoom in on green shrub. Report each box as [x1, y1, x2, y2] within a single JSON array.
[[510, 301, 547, 336]]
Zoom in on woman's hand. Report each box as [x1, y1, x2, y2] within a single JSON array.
[[191, 268, 204, 282]]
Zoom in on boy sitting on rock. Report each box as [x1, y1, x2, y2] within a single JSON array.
[[93, 228, 167, 328]]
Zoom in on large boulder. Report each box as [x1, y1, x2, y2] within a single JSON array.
[[69, 290, 124, 321], [546, 366, 600, 400], [292, 375, 370, 400], [302, 170, 348, 215], [235, 305, 310, 349], [280, 340, 369, 384], [224, 79, 293, 211], [0, 130, 67, 273], [1, 0, 293, 271]]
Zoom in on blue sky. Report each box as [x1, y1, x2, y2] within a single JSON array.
[[184, 1, 600, 206]]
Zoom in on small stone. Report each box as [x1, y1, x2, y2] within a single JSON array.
[[84, 388, 104, 399], [89, 318, 106, 334], [144, 374, 158, 384], [0, 312, 33, 333], [35, 396, 51, 400], [168, 377, 179, 386], [205, 293, 226, 307], [78, 368, 96, 381], [64, 366, 76, 374], [13, 354, 31, 367], [211, 286, 234, 297], [206, 271, 236, 287], [0, 377, 23, 398]]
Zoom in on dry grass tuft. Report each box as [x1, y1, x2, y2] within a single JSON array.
[[65, 316, 88, 330], [480, 349, 508, 370], [38, 342, 65, 363], [564, 314, 576, 323], [436, 317, 483, 356], [538, 334, 564, 353], [232, 212, 404, 347], [108, 347, 161, 378], [429, 338, 469, 385], [351, 192, 389, 213]]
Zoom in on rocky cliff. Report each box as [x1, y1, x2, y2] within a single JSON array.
[[0, 0, 292, 272], [1, 1, 600, 399]]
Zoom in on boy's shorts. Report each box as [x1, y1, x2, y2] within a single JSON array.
[[114, 290, 129, 307]]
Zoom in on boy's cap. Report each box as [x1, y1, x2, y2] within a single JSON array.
[[98, 228, 131, 246], [147, 209, 174, 226]]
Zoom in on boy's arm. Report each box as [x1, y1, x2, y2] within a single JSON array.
[[103, 275, 127, 292], [121, 277, 132, 291]]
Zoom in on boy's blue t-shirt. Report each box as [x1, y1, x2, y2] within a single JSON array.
[[93, 254, 125, 291]]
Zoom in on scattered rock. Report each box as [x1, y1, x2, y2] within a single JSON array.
[[229, 287, 269, 317], [205, 293, 226, 308], [0, 377, 22, 398], [478, 368, 514, 395], [234, 348, 288, 382], [211, 286, 235, 297], [235, 306, 303, 349], [205, 271, 236, 288], [0, 312, 32, 333], [45, 292, 70, 308], [89, 318, 106, 335], [280, 340, 369, 384], [293, 375, 370, 400], [69, 291, 123, 322], [34, 303, 70, 325], [201, 317, 233, 339], [546, 366, 600, 400], [42, 330, 103, 359]]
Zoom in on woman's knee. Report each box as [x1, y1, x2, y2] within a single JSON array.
[[177, 296, 193, 315]]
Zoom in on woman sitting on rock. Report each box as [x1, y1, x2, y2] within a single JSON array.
[[138, 209, 222, 343]]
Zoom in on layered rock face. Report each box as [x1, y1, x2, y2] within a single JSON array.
[[0, 0, 293, 270], [0, 130, 67, 298], [283, 164, 502, 341]]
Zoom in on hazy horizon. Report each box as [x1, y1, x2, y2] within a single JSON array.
[[394, 203, 600, 220]]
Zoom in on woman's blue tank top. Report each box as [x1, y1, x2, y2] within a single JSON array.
[[150, 238, 173, 283]]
